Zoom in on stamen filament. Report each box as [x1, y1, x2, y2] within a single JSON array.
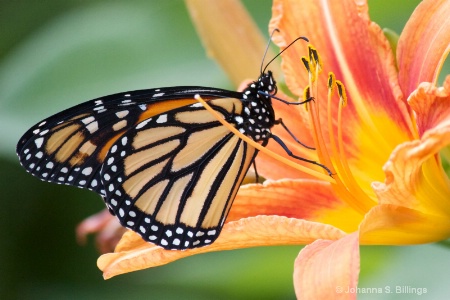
[[306, 49, 334, 177]]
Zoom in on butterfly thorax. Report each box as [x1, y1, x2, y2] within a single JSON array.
[[233, 71, 276, 143]]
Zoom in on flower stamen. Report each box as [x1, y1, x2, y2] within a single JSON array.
[[303, 45, 376, 214]]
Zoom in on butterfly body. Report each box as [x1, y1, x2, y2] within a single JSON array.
[[17, 71, 279, 250]]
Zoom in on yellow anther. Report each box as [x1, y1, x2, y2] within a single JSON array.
[[328, 72, 336, 92], [301, 56, 310, 73], [335, 80, 347, 107]]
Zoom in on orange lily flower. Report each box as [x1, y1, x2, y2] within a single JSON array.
[[79, 0, 450, 298]]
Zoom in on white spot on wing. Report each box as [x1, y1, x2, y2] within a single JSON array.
[[82, 116, 95, 124], [156, 114, 167, 123], [82, 167, 93, 175], [35, 137, 44, 148], [86, 121, 98, 133], [190, 103, 203, 108], [136, 119, 151, 129], [115, 110, 129, 118]]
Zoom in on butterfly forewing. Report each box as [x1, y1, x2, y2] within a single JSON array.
[[101, 98, 257, 249], [16, 88, 230, 195]]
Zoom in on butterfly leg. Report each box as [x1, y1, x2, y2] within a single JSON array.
[[270, 134, 333, 176], [274, 118, 315, 150], [258, 91, 314, 105]]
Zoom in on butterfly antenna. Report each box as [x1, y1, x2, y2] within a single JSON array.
[[261, 34, 309, 74], [260, 29, 281, 75]]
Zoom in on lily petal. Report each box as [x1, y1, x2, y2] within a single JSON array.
[[397, 0, 450, 96], [98, 215, 346, 279], [293, 232, 360, 300], [372, 99, 450, 215], [229, 179, 363, 232], [270, 0, 413, 139], [76, 209, 125, 254], [186, 0, 280, 86], [408, 76, 450, 136], [360, 204, 450, 245]]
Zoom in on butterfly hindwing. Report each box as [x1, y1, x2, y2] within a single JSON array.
[[100, 98, 257, 249]]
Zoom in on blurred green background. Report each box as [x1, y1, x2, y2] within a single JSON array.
[[1, 0, 449, 299]]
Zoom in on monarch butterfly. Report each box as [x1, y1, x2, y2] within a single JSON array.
[[16, 35, 330, 250]]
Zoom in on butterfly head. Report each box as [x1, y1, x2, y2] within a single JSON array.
[[258, 70, 277, 96]]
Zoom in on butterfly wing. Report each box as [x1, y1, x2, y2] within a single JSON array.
[[17, 87, 256, 249], [16, 87, 237, 196], [101, 97, 257, 250]]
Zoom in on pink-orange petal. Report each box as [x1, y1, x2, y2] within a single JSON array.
[[76, 209, 125, 253], [372, 118, 450, 215], [293, 232, 360, 300], [98, 215, 346, 279], [269, 0, 414, 141], [359, 204, 450, 245], [228, 179, 363, 232], [408, 76, 450, 136], [397, 0, 450, 97]]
